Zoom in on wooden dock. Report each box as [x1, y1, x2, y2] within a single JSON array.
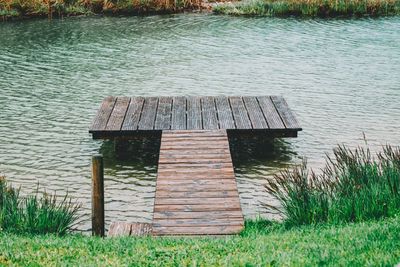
[[90, 96, 301, 236]]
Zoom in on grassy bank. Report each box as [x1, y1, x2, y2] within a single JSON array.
[[0, 218, 399, 266], [213, 0, 400, 17], [0, 0, 203, 20]]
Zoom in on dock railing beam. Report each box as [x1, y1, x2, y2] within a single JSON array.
[[92, 154, 105, 237]]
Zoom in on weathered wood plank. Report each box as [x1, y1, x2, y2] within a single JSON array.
[[108, 221, 131, 237], [171, 97, 186, 130], [163, 130, 224, 135], [229, 96, 252, 129], [152, 225, 243, 235], [215, 96, 235, 129], [159, 153, 232, 160], [243, 96, 268, 129], [131, 222, 153, 236], [256, 96, 285, 129], [90, 96, 117, 131], [108, 222, 153, 237], [138, 97, 158, 130], [106, 97, 130, 131], [155, 190, 239, 198], [155, 226, 243, 235], [271, 96, 301, 129], [155, 197, 240, 205], [153, 210, 243, 220], [153, 219, 244, 227], [156, 184, 238, 192], [121, 97, 144, 131], [158, 170, 233, 176], [157, 174, 233, 180], [201, 97, 219, 130], [154, 203, 242, 212], [155, 97, 173, 130], [186, 96, 202, 130]]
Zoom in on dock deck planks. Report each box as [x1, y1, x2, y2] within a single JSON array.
[[89, 96, 302, 138], [152, 130, 243, 236]]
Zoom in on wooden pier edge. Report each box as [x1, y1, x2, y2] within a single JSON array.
[[89, 96, 302, 138]]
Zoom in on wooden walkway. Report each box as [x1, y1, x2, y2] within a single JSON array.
[[89, 96, 301, 138], [152, 130, 243, 235], [90, 95, 302, 236]]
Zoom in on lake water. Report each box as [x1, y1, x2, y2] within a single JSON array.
[[0, 14, 399, 231]]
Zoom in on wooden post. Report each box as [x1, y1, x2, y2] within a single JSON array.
[[92, 154, 104, 237]]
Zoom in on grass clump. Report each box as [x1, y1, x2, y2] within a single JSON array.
[[0, 176, 80, 235], [265, 144, 400, 226], [213, 0, 400, 17]]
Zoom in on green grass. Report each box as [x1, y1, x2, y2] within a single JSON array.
[[0, 176, 80, 235], [213, 0, 400, 17], [0, 217, 399, 266], [265, 144, 400, 227]]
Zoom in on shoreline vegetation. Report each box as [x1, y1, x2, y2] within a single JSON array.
[[0, 0, 399, 20], [213, 0, 400, 17], [0, 143, 399, 264], [265, 144, 400, 226]]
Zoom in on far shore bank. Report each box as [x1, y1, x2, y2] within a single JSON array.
[[1, 0, 399, 21]]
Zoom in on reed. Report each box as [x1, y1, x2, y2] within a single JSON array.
[[0, 0, 202, 19], [0, 176, 80, 235], [265, 144, 400, 226], [213, 0, 400, 17]]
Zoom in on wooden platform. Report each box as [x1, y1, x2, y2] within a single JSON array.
[[89, 96, 302, 138], [152, 130, 243, 235], [90, 95, 302, 236]]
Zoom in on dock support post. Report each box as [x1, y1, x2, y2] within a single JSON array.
[[92, 154, 105, 237]]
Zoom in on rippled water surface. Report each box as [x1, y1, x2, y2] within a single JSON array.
[[0, 15, 399, 231]]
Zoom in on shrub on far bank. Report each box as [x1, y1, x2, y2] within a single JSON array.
[[213, 0, 400, 17], [266, 144, 400, 226], [0, 176, 80, 235]]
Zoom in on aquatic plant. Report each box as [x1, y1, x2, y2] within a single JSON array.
[[0, 176, 80, 235], [213, 0, 400, 17], [265, 144, 400, 226]]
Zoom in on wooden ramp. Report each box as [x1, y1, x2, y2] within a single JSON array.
[[152, 130, 244, 235]]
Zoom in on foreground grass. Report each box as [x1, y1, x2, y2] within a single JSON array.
[[1, 218, 400, 266], [213, 0, 400, 17]]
